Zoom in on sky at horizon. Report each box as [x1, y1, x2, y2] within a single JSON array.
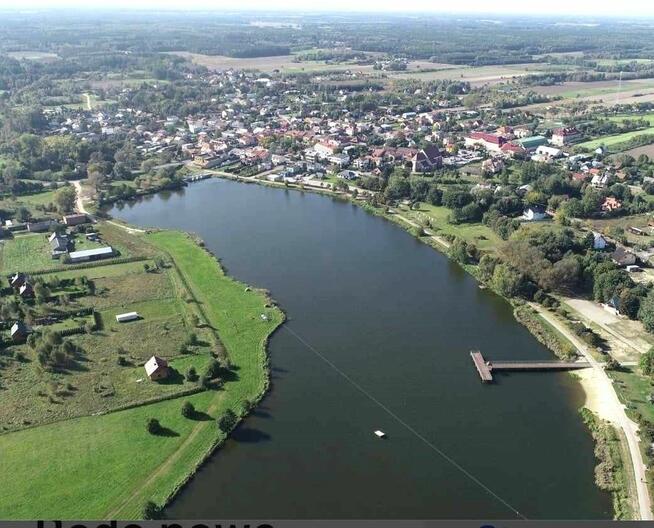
[[2, 0, 654, 17]]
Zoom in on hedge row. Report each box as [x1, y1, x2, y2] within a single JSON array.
[[28, 255, 148, 276]]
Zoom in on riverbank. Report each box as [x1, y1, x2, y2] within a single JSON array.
[[0, 227, 283, 519], [189, 172, 648, 520]]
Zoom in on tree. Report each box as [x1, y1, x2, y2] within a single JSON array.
[[218, 409, 237, 434], [186, 366, 199, 382], [143, 501, 160, 520], [640, 347, 654, 376], [491, 263, 526, 298], [449, 238, 470, 265], [15, 206, 31, 223], [384, 174, 410, 201], [146, 418, 161, 435], [181, 401, 195, 418], [88, 171, 106, 194], [639, 290, 654, 334], [54, 186, 76, 214]]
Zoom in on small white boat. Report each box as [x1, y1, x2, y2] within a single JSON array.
[[374, 430, 386, 438]]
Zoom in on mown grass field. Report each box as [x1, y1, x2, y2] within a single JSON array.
[[578, 127, 654, 151], [0, 233, 56, 272], [0, 228, 283, 519], [401, 203, 502, 252]]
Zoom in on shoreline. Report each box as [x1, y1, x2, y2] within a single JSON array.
[[102, 174, 646, 519]]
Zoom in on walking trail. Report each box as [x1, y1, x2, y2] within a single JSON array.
[[531, 303, 652, 520]]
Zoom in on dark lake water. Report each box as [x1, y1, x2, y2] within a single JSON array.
[[110, 178, 611, 519]]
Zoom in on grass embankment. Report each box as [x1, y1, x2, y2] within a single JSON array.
[[0, 230, 283, 519], [580, 408, 633, 519], [513, 304, 577, 360]]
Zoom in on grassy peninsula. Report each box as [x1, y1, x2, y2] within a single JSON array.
[[0, 226, 283, 519]]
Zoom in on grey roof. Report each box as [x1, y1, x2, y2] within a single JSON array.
[[69, 246, 114, 259]]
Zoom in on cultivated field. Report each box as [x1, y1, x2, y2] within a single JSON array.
[[391, 63, 569, 86], [171, 51, 377, 73], [622, 144, 654, 158], [5, 51, 59, 61]]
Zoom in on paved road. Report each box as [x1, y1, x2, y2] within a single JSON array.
[[532, 303, 653, 520]]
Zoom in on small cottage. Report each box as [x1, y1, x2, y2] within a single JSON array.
[[144, 356, 169, 381], [612, 246, 637, 267], [10, 321, 30, 343], [19, 282, 34, 299], [10, 272, 26, 290], [522, 205, 548, 222], [592, 232, 607, 250]]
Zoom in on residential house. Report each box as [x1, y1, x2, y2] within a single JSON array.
[[19, 283, 34, 299], [551, 127, 581, 147], [592, 232, 607, 250], [481, 157, 505, 175], [601, 196, 622, 213], [10, 321, 30, 343], [522, 205, 548, 221], [612, 246, 637, 267], [49, 232, 70, 259], [500, 143, 526, 158], [144, 356, 170, 381], [10, 272, 26, 290], [591, 173, 611, 189]]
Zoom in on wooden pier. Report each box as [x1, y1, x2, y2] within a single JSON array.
[[470, 350, 591, 383]]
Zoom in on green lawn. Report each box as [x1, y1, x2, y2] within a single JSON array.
[[0, 229, 284, 519], [578, 127, 654, 150], [608, 112, 654, 125], [0, 233, 54, 272], [403, 204, 502, 252]]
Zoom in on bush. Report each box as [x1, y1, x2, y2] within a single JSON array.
[[186, 366, 198, 382], [143, 501, 160, 520], [217, 409, 237, 433], [206, 358, 223, 378], [146, 418, 161, 435], [181, 401, 195, 418]]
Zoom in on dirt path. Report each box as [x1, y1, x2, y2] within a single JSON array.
[[394, 213, 451, 249], [532, 303, 652, 520], [83, 93, 92, 111], [105, 392, 225, 518], [71, 180, 145, 234]]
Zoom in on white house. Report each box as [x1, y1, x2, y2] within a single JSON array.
[[592, 232, 607, 250], [522, 205, 548, 221]]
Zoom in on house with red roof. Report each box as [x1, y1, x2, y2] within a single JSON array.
[[464, 131, 507, 153]]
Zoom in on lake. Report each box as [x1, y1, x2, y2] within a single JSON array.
[[110, 178, 611, 519]]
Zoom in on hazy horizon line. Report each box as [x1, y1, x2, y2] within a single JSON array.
[[1, 6, 654, 19]]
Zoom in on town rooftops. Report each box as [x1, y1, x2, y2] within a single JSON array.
[[553, 127, 580, 137], [468, 131, 506, 145]]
